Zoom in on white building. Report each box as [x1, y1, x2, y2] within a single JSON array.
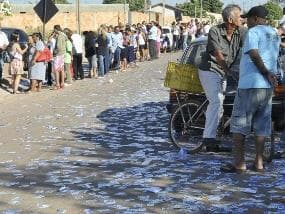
[[151, 3, 185, 23]]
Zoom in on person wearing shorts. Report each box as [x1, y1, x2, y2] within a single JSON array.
[[52, 25, 67, 89], [221, 6, 280, 173]]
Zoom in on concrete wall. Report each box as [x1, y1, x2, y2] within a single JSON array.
[[1, 4, 129, 33], [129, 11, 162, 25], [0, 3, 183, 33], [151, 6, 175, 17]]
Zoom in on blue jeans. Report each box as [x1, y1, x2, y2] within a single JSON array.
[[113, 47, 121, 70], [0, 53, 4, 81], [98, 55, 105, 77], [109, 52, 114, 69], [104, 51, 110, 74], [231, 89, 273, 136]]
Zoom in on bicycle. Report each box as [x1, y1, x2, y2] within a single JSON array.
[[168, 89, 276, 162]]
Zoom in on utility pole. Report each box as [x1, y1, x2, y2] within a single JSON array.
[[149, 4, 151, 23], [200, 0, 202, 22], [162, 0, 165, 26], [43, 0, 47, 39], [124, 0, 126, 25], [76, 0, 80, 34]]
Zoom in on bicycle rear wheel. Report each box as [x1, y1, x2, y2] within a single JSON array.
[[169, 100, 206, 154]]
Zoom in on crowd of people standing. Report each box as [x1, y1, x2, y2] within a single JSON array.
[[0, 18, 213, 94]]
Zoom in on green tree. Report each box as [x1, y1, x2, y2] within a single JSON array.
[[203, 0, 223, 13], [176, 0, 223, 17], [264, 0, 282, 26], [103, 0, 151, 11], [53, 0, 69, 3]]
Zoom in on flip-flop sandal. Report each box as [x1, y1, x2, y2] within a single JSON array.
[[12, 91, 22, 94], [220, 163, 246, 174], [52, 85, 60, 90], [249, 164, 265, 173]]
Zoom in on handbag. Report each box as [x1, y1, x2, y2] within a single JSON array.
[[36, 47, 52, 62]]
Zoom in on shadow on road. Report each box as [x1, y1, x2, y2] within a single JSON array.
[[0, 101, 285, 212]]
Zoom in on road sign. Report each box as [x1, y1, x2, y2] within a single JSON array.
[[33, 0, 59, 24]]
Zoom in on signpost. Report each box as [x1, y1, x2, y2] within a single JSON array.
[[33, 0, 58, 39]]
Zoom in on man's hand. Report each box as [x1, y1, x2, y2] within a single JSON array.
[[266, 72, 278, 86]]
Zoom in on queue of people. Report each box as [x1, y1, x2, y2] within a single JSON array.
[[171, 19, 212, 51], [1, 20, 200, 93]]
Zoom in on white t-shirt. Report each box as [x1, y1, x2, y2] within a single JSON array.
[[173, 25, 180, 36], [203, 24, 211, 34], [138, 33, 145, 45], [71, 33, 83, 54], [48, 37, 56, 55], [0, 31, 9, 49]]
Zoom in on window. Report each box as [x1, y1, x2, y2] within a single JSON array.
[[162, 28, 170, 34], [186, 43, 206, 67]]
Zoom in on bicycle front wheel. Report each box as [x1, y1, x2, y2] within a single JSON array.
[[169, 100, 206, 154]]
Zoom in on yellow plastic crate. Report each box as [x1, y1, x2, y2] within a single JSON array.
[[164, 62, 204, 93]]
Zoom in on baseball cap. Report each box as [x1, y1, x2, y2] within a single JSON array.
[[241, 5, 268, 19]]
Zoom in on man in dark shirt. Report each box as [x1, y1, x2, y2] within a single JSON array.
[[198, 4, 245, 152]]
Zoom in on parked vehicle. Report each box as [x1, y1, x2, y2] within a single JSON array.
[[1, 27, 29, 71], [2, 27, 28, 48], [161, 26, 173, 52]]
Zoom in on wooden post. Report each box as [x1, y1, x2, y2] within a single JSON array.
[[43, 0, 46, 39], [76, 0, 80, 34], [162, 0, 165, 26]]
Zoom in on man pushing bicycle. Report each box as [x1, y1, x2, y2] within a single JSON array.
[[198, 4, 246, 152]]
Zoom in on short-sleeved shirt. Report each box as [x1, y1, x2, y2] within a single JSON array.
[[111, 32, 123, 51], [64, 40, 72, 64], [71, 33, 83, 54], [199, 23, 245, 77], [55, 32, 67, 56], [0, 31, 9, 50], [238, 25, 280, 89], [35, 40, 45, 52], [148, 26, 158, 41]]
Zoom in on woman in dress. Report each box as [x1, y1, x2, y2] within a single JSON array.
[[30, 32, 46, 92], [9, 32, 28, 94]]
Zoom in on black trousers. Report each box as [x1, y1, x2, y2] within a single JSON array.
[[46, 61, 53, 86], [73, 53, 83, 79], [148, 39, 157, 60]]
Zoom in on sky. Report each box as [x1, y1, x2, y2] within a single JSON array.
[[9, 0, 271, 11]]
